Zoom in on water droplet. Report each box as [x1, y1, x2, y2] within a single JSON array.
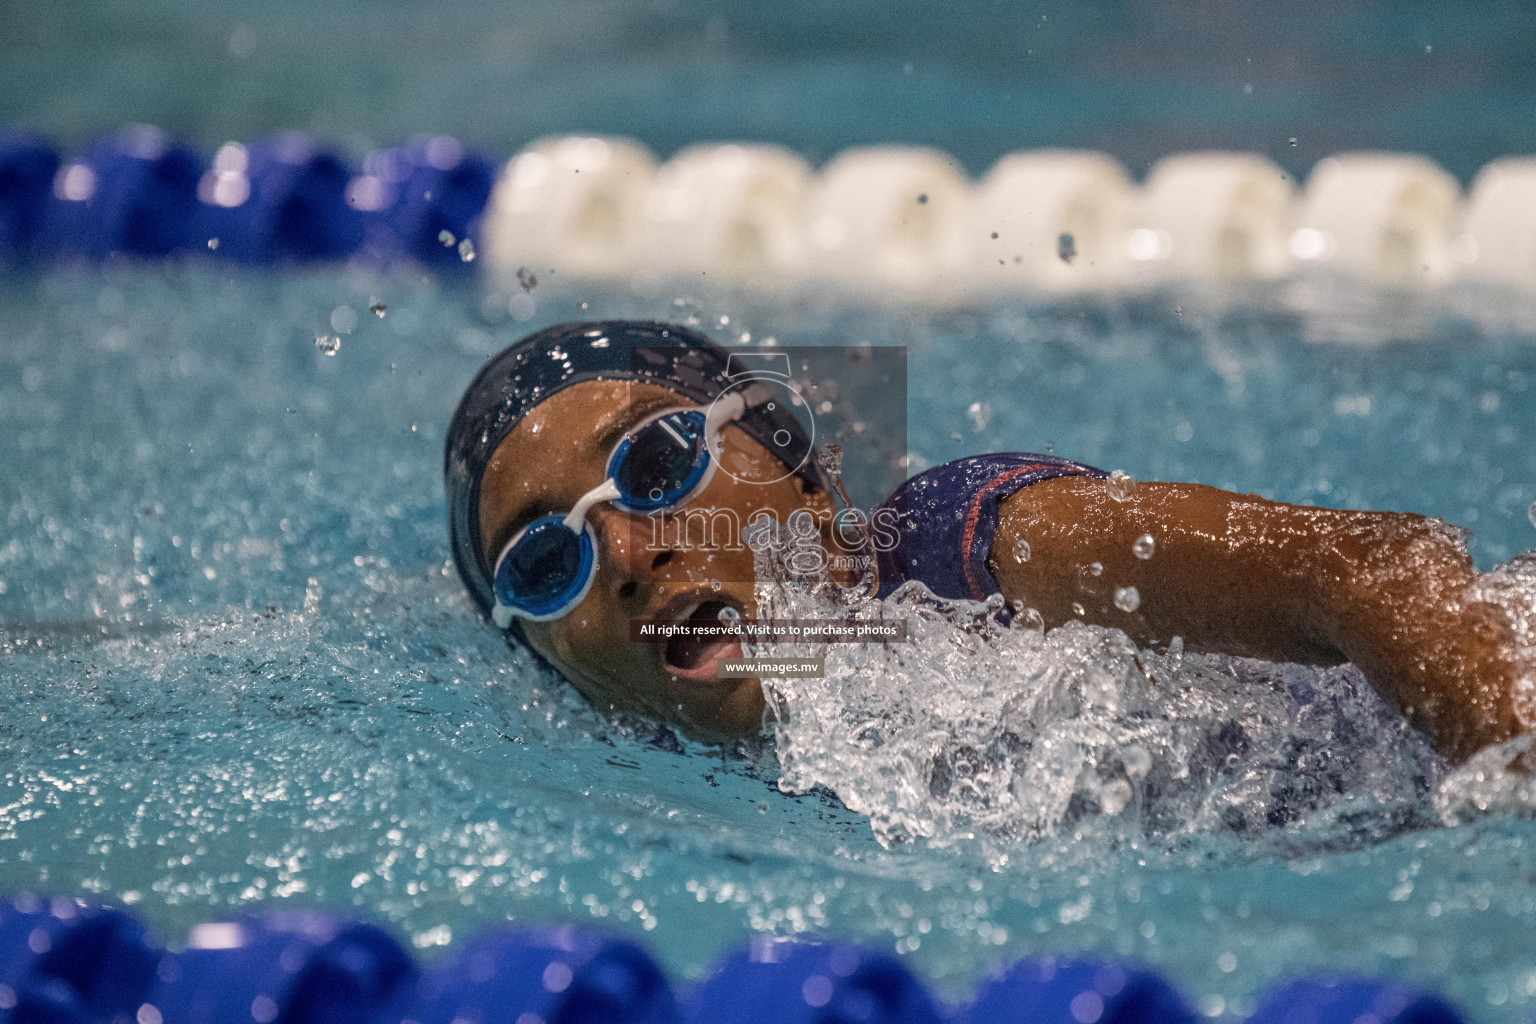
[[1019, 606, 1045, 631], [330, 304, 357, 335], [1529, 500, 1536, 530], [1114, 586, 1141, 612], [1098, 778, 1131, 815], [207, 237, 219, 250], [717, 605, 740, 623], [509, 293, 536, 321], [1107, 469, 1137, 502], [1288, 137, 1298, 146], [1012, 538, 1031, 563], [369, 300, 387, 317], [709, 578, 721, 592], [438, 229, 456, 247], [314, 334, 340, 356], [458, 238, 476, 262], [649, 487, 664, 501], [1071, 602, 1086, 617], [1122, 744, 1152, 780], [1133, 534, 1156, 559], [967, 401, 991, 433], [1088, 561, 1103, 576]]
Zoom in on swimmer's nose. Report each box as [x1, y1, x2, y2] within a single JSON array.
[[589, 506, 679, 598], [592, 504, 739, 604]]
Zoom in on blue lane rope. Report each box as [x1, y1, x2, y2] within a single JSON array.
[[40, 126, 203, 262], [0, 896, 163, 1024], [412, 926, 678, 1024], [964, 958, 1197, 1024], [358, 137, 495, 269], [683, 942, 940, 1024], [145, 913, 416, 1024], [0, 895, 1476, 1024], [196, 134, 363, 264], [0, 128, 493, 268], [1246, 979, 1465, 1024], [0, 135, 59, 256]]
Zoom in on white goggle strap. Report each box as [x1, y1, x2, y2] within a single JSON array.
[[563, 477, 621, 531], [492, 600, 516, 630], [704, 391, 747, 454]]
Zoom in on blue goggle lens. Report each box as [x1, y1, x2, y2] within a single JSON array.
[[611, 410, 711, 512], [494, 516, 592, 614]]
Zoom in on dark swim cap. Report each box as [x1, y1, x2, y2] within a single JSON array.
[[444, 320, 828, 619]]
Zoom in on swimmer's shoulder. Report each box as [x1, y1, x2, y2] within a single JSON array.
[[875, 452, 1104, 601]]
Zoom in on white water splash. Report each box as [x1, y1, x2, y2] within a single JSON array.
[[747, 527, 1500, 858], [1430, 554, 1536, 823], [1434, 736, 1536, 825], [1464, 552, 1536, 728]]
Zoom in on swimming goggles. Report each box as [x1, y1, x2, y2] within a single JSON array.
[[490, 392, 747, 627]]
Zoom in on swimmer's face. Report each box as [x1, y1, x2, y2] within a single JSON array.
[[477, 379, 836, 743]]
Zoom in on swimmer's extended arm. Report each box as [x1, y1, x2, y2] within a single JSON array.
[[991, 475, 1522, 762]]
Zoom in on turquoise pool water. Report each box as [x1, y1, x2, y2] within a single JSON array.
[[6, 0, 1536, 181], [8, 0, 1536, 1018], [4, 266, 1536, 1021]]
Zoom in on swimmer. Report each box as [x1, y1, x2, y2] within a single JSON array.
[[445, 320, 1526, 761]]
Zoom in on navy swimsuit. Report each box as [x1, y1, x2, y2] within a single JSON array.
[[874, 453, 1106, 602]]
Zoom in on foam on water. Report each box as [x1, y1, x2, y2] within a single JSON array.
[[1465, 554, 1536, 728], [751, 528, 1536, 863]]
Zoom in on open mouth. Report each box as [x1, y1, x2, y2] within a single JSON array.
[[662, 599, 744, 683]]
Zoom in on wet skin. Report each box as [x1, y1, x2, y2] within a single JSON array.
[[991, 478, 1524, 763], [480, 379, 1525, 760]]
